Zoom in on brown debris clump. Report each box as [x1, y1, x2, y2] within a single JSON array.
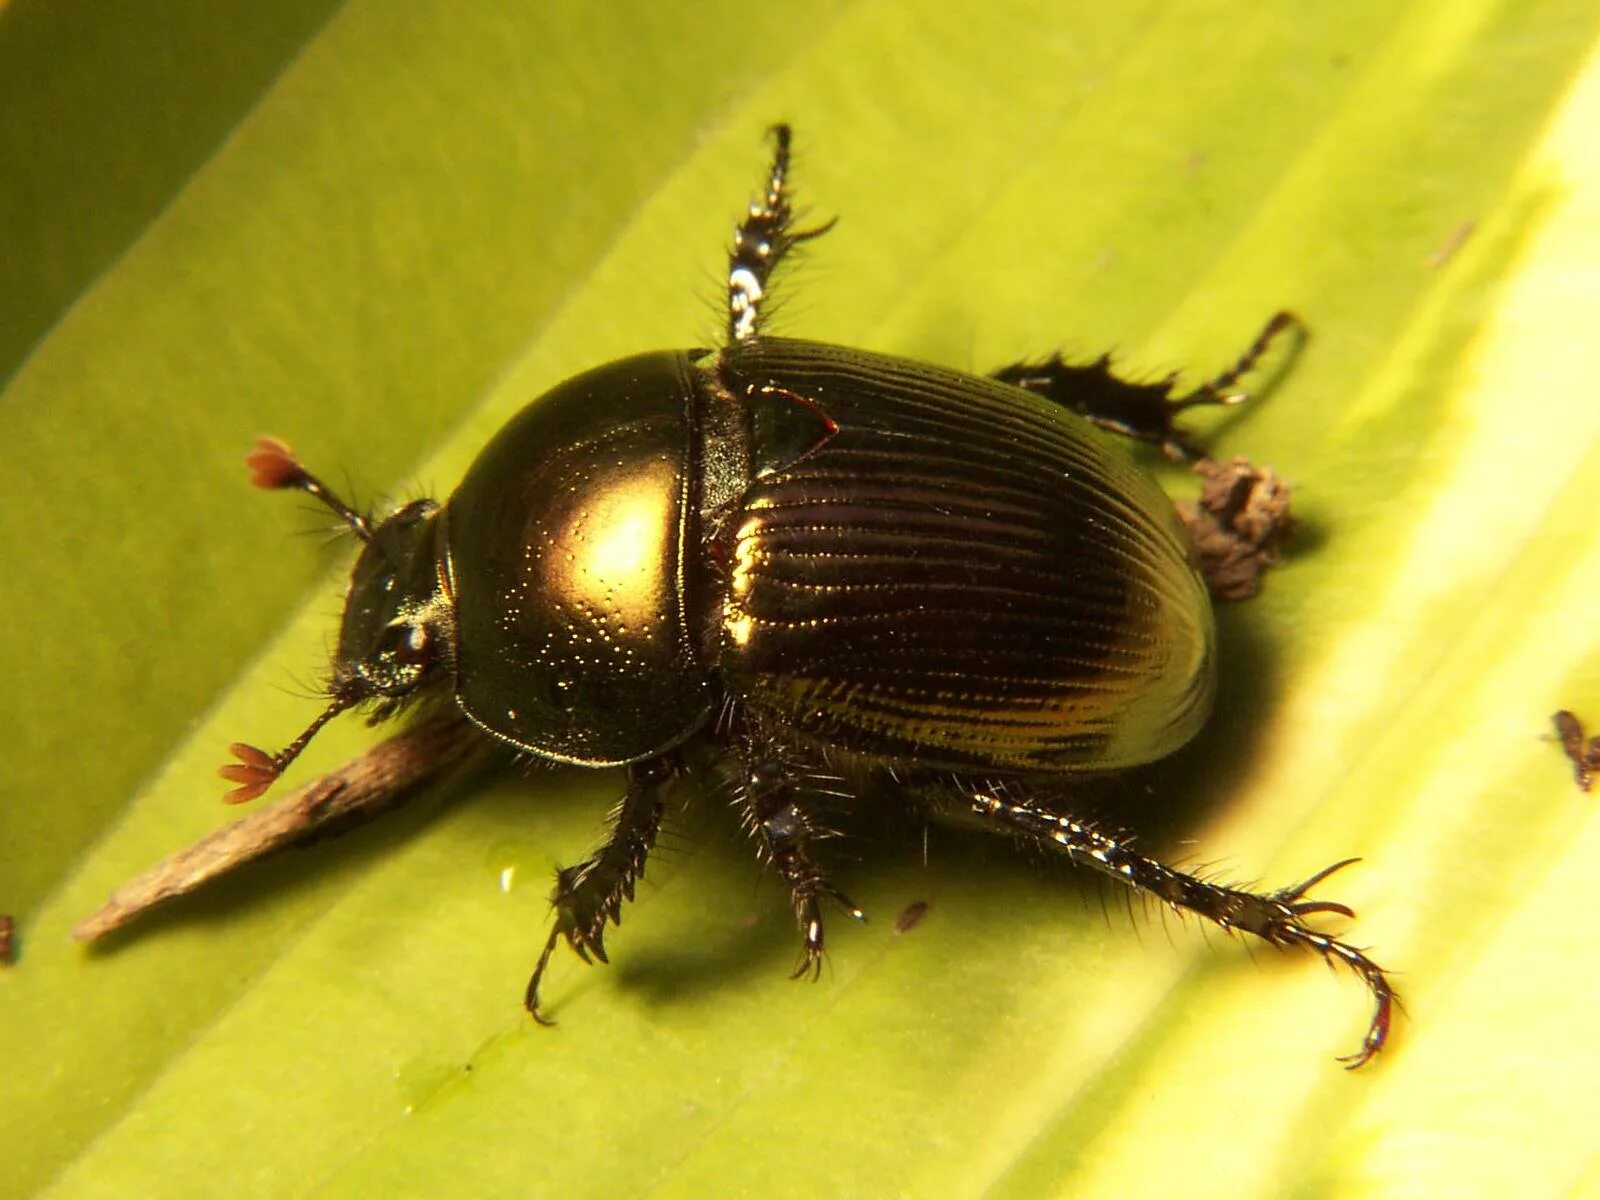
[[1553, 710, 1600, 793], [1176, 456, 1295, 601]]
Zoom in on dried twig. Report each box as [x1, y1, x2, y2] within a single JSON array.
[[74, 712, 484, 942]]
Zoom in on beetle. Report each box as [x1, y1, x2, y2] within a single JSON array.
[[219, 125, 1393, 1067]]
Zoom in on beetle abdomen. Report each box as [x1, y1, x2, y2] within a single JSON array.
[[713, 339, 1213, 773]]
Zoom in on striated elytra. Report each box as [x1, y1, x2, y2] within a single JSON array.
[[213, 125, 1394, 1067], [443, 340, 1213, 771]]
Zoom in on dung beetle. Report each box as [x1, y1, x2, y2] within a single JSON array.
[[221, 125, 1393, 1067]]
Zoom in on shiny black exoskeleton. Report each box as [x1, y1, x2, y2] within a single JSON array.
[[228, 126, 1393, 1067]]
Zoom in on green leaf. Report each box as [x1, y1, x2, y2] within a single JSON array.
[[6, 1, 1600, 1196]]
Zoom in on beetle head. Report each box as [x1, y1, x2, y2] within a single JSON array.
[[332, 497, 451, 708], [220, 439, 455, 803]]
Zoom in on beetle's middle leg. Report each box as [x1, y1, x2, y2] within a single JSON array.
[[726, 123, 835, 345], [734, 749, 866, 979], [962, 787, 1395, 1068], [524, 753, 678, 1023], [991, 310, 1305, 459]]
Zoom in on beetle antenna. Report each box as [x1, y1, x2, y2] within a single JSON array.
[[245, 436, 372, 542], [218, 694, 356, 803]]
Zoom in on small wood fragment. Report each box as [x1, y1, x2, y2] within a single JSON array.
[[74, 712, 483, 942], [1425, 219, 1476, 269], [893, 899, 930, 935], [0, 913, 14, 965]]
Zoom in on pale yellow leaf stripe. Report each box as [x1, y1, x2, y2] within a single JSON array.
[[1063, 35, 1600, 1200]]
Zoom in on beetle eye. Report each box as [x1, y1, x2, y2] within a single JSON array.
[[379, 621, 431, 670], [353, 621, 437, 699], [392, 622, 430, 665]]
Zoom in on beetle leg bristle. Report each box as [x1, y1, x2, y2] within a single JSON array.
[[1275, 856, 1361, 904]]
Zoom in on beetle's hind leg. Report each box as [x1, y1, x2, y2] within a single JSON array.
[[991, 310, 1305, 459], [1179, 309, 1306, 413], [733, 746, 865, 979], [964, 788, 1395, 1068], [726, 123, 835, 345], [524, 754, 678, 1023]]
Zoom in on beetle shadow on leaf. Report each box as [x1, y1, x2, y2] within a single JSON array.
[[606, 807, 838, 1006], [1108, 598, 1283, 847], [1278, 512, 1327, 557]]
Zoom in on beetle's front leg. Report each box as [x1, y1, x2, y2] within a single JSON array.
[[725, 123, 834, 345], [737, 755, 866, 979], [991, 310, 1305, 459], [524, 754, 678, 1023], [966, 789, 1395, 1068]]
